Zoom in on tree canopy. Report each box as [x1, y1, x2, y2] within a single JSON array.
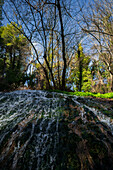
[[0, 0, 113, 93], [0, 22, 31, 90]]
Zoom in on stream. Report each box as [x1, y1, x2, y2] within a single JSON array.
[[0, 90, 113, 170]]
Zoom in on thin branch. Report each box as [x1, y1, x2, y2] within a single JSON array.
[[82, 28, 113, 36]]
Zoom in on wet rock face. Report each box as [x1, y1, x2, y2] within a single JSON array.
[[0, 90, 113, 170]]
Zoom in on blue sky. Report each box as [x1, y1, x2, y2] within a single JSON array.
[[1, 0, 96, 57]]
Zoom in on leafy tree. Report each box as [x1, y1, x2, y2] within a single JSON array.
[[69, 44, 91, 92], [90, 60, 111, 93], [0, 23, 31, 90], [82, 69, 92, 92]]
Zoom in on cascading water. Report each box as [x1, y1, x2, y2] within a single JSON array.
[[0, 90, 113, 170]]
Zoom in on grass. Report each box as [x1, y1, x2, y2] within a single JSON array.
[[48, 90, 113, 99]]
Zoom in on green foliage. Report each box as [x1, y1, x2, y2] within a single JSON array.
[[0, 57, 3, 71], [48, 90, 113, 99], [0, 22, 30, 91], [1, 23, 26, 48], [26, 73, 36, 88], [6, 69, 24, 85], [82, 69, 92, 92], [69, 44, 92, 92]]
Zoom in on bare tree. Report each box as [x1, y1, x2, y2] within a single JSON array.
[[3, 0, 83, 90], [80, 0, 113, 91]]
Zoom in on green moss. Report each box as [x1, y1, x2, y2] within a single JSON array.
[[48, 90, 113, 99]]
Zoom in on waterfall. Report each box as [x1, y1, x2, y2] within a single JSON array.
[[0, 90, 113, 169]]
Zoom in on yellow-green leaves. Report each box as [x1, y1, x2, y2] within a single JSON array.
[[1, 22, 26, 48]]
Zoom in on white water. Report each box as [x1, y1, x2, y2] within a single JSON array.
[[72, 96, 113, 134], [0, 90, 113, 133], [0, 90, 113, 169]]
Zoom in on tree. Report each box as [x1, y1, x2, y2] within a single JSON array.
[[81, 0, 113, 91], [0, 23, 31, 90], [68, 44, 91, 92], [3, 0, 83, 90], [0, 0, 4, 77], [0, 0, 4, 26]]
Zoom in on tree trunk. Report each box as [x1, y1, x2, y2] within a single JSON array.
[[2, 57, 6, 78], [12, 50, 16, 70], [43, 67, 51, 89], [9, 47, 12, 67], [44, 54, 56, 89], [78, 49, 82, 92], [17, 49, 21, 70], [57, 0, 66, 91], [111, 74, 113, 92], [57, 38, 61, 89]]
